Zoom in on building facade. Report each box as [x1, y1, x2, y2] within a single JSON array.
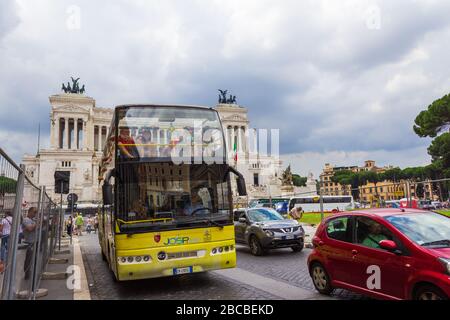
[[319, 160, 437, 203], [22, 93, 113, 204]]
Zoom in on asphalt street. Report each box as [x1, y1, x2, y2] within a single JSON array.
[[78, 233, 366, 300]]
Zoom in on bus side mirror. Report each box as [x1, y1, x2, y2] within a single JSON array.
[[102, 183, 113, 205], [226, 166, 247, 196], [236, 176, 247, 196]]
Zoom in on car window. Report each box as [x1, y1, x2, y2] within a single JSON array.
[[326, 216, 352, 243], [355, 217, 394, 250]]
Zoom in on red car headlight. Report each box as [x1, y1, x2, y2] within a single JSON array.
[[438, 257, 450, 275]]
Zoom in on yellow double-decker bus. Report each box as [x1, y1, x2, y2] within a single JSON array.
[[98, 104, 247, 281]]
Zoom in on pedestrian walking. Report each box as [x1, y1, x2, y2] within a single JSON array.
[[94, 214, 99, 234], [289, 206, 304, 220], [23, 207, 38, 280], [0, 211, 13, 271], [66, 216, 73, 239], [86, 215, 93, 234], [75, 213, 84, 236]]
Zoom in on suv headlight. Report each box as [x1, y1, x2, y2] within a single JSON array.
[[438, 257, 450, 275], [264, 229, 274, 237]]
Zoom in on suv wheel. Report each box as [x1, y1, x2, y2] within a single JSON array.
[[415, 285, 448, 300], [310, 262, 333, 295], [249, 235, 265, 256]]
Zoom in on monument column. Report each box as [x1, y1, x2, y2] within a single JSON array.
[[242, 126, 247, 153], [54, 117, 60, 149], [64, 118, 69, 149], [79, 120, 83, 150], [238, 127, 244, 153], [227, 126, 232, 152], [233, 126, 239, 152], [74, 118, 78, 149], [230, 126, 235, 158], [98, 126, 103, 151]]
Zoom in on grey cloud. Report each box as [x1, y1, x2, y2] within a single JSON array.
[[1, 0, 449, 168]]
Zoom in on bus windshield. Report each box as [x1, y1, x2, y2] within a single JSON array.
[[116, 106, 225, 164], [115, 162, 232, 232]]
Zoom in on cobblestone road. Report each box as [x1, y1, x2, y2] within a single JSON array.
[[78, 233, 366, 300]]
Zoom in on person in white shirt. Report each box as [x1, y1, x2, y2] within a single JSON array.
[[0, 211, 13, 264]]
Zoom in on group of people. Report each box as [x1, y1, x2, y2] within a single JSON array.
[[117, 127, 185, 160], [65, 213, 98, 238]]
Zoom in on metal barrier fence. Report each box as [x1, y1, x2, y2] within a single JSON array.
[[0, 148, 59, 300]]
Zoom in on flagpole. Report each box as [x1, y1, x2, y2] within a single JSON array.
[[37, 122, 40, 156]]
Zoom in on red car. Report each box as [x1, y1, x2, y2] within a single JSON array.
[[308, 209, 450, 300]]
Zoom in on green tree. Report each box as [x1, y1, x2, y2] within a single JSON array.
[[292, 174, 307, 187], [331, 170, 361, 200], [414, 93, 450, 138], [0, 176, 17, 194], [428, 133, 450, 167], [414, 93, 450, 200]]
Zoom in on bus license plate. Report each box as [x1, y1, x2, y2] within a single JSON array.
[[173, 267, 193, 275]]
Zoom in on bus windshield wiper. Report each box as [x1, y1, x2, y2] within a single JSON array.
[[421, 239, 450, 247], [200, 218, 225, 229], [181, 217, 226, 229]]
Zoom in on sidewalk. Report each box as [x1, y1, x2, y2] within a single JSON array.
[[38, 235, 90, 300], [38, 236, 74, 300]]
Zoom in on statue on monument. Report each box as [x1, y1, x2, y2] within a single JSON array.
[[218, 89, 228, 103], [61, 77, 86, 94], [217, 89, 237, 104], [280, 165, 294, 186]]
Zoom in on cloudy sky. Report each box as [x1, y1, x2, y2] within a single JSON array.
[[1, 0, 449, 177]]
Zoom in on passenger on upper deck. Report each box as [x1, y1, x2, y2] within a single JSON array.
[[118, 128, 139, 159], [136, 127, 158, 158]]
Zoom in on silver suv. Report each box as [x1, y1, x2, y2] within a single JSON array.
[[233, 208, 305, 256]]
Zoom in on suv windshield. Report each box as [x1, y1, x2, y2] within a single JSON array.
[[385, 212, 450, 247], [247, 208, 284, 222], [115, 162, 232, 232]]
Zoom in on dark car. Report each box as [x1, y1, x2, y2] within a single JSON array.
[[308, 209, 450, 300], [233, 208, 305, 256]]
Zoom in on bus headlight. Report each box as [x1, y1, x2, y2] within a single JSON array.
[[118, 255, 151, 264]]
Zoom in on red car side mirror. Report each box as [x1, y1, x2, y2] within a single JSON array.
[[379, 240, 397, 251]]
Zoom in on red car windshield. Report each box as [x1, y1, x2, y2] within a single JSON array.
[[385, 212, 450, 247]]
